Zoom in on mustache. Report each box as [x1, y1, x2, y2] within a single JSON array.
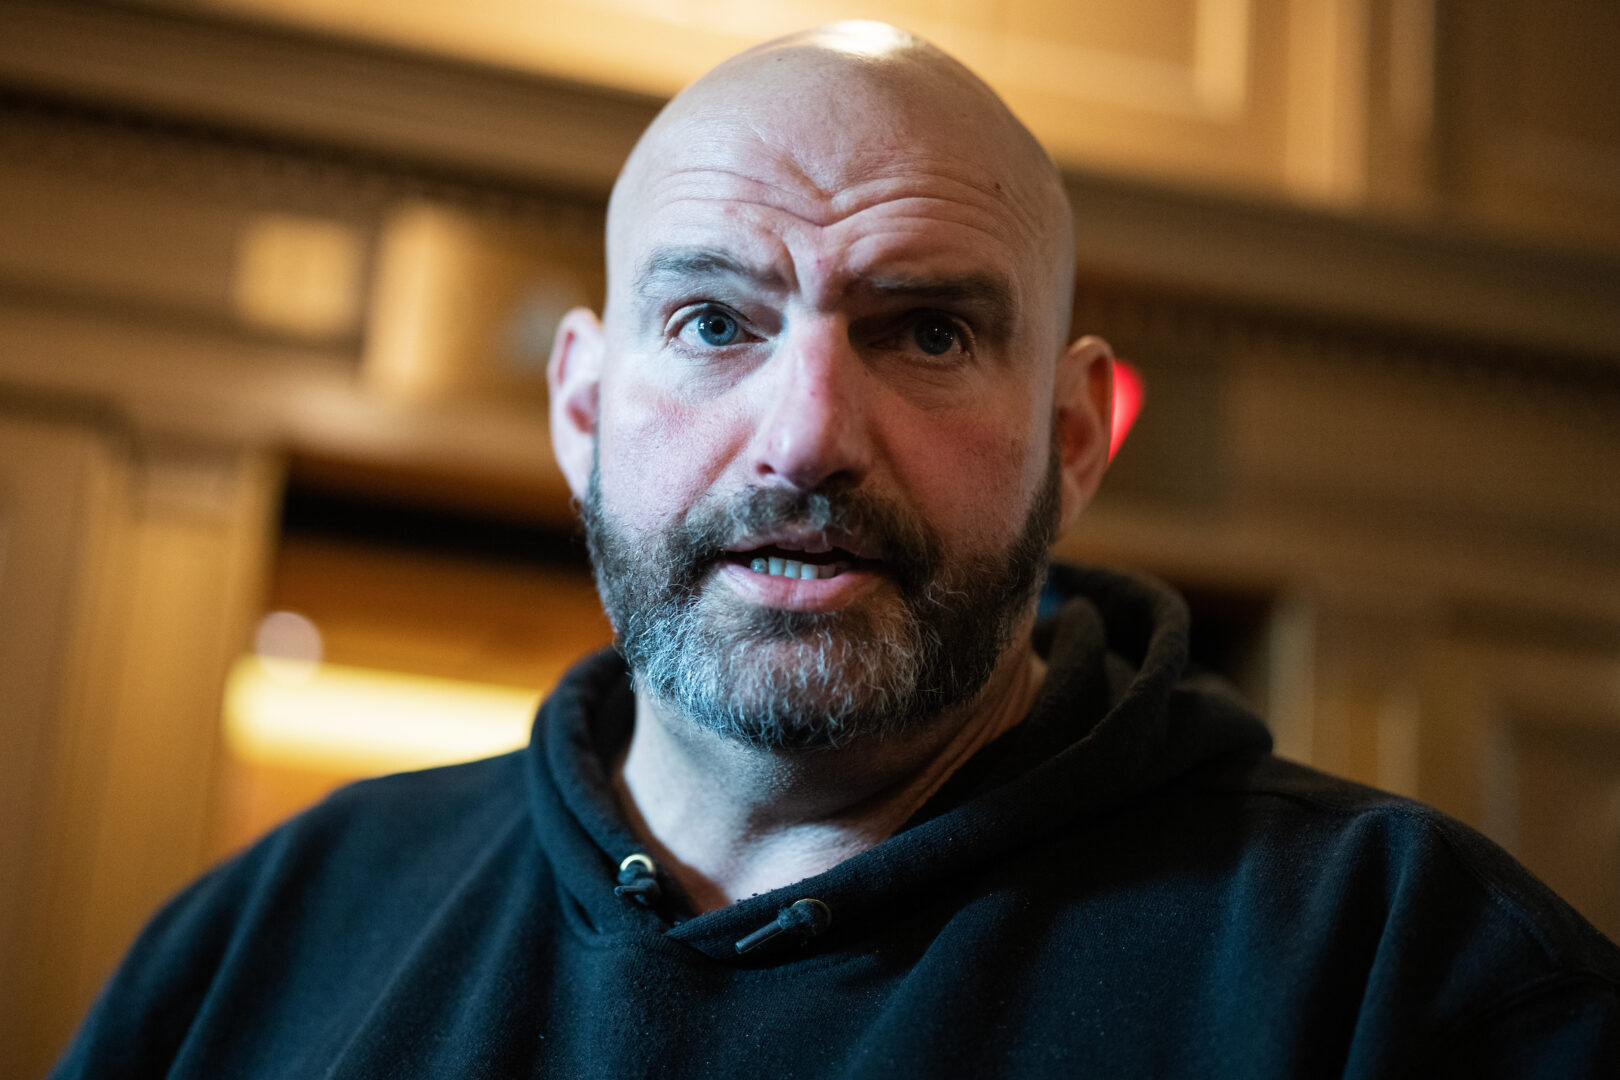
[[671, 484, 942, 591]]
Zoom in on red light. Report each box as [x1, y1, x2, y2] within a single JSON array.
[[1109, 359, 1144, 461]]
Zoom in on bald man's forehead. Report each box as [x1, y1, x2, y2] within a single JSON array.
[[605, 30, 1075, 347], [616, 77, 1053, 249], [627, 114, 1041, 229], [612, 136, 1046, 337]]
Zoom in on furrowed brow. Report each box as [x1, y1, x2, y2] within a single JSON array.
[[632, 248, 783, 301], [862, 272, 1017, 326]]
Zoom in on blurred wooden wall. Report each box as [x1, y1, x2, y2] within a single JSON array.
[[2, 1, 1619, 1075]]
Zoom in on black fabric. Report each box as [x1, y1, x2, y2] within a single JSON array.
[[52, 565, 1620, 1078]]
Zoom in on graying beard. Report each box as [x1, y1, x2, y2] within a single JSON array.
[[624, 588, 944, 751], [583, 451, 1057, 751]]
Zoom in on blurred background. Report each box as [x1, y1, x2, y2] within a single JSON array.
[[3, 0, 1619, 1072]]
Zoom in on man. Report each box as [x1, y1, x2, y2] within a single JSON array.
[[56, 22, 1620, 1078]]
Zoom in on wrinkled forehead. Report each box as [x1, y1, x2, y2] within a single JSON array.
[[604, 39, 1073, 332]]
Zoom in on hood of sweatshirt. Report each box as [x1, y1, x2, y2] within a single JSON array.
[[522, 563, 1272, 966]]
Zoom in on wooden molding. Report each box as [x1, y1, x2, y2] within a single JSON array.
[[1063, 168, 1620, 363], [3, 0, 1616, 366], [0, 0, 661, 193]]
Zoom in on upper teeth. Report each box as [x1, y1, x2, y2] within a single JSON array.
[[750, 556, 842, 580]]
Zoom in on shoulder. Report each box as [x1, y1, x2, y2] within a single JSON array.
[[170, 748, 532, 940], [51, 752, 534, 1077], [1202, 753, 1620, 1001], [221, 750, 535, 926], [282, 751, 530, 857], [1120, 753, 1620, 1074]]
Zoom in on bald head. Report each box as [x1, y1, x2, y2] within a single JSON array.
[[605, 22, 1075, 352], [548, 24, 1115, 746], [550, 21, 1115, 581]]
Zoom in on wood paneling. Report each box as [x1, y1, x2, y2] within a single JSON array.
[[0, 415, 280, 1078], [0, 415, 120, 1080], [1445, 0, 1620, 249], [1420, 637, 1620, 941], [10, 0, 1620, 251], [364, 202, 603, 407], [155, 0, 1298, 198]]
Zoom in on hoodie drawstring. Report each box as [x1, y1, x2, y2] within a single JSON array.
[[615, 855, 831, 955], [614, 852, 662, 907], [734, 898, 832, 955]]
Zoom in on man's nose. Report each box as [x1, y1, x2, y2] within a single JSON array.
[[750, 317, 872, 491]]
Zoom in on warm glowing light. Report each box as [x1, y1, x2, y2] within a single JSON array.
[[804, 20, 916, 60], [223, 657, 539, 775], [1110, 360, 1145, 460]]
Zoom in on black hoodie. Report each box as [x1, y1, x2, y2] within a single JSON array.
[[53, 566, 1620, 1077]]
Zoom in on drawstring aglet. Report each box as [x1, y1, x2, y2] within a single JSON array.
[[734, 898, 832, 955]]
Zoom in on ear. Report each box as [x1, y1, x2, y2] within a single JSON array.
[[547, 306, 605, 501], [1053, 334, 1114, 534]]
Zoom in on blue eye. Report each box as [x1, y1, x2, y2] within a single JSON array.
[[694, 310, 739, 346], [913, 315, 958, 356]]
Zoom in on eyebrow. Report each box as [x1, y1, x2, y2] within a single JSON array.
[[632, 248, 785, 300], [631, 247, 1017, 327], [859, 272, 1017, 328]]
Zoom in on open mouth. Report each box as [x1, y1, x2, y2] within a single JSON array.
[[722, 544, 873, 582]]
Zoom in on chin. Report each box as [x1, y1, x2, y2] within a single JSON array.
[[641, 617, 936, 751]]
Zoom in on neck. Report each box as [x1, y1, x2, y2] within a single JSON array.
[[613, 637, 1046, 914]]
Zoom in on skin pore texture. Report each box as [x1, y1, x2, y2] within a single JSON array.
[[548, 22, 1115, 913]]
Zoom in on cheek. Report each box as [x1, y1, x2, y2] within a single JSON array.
[[888, 402, 1044, 548], [595, 376, 747, 520], [888, 348, 1055, 547]]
